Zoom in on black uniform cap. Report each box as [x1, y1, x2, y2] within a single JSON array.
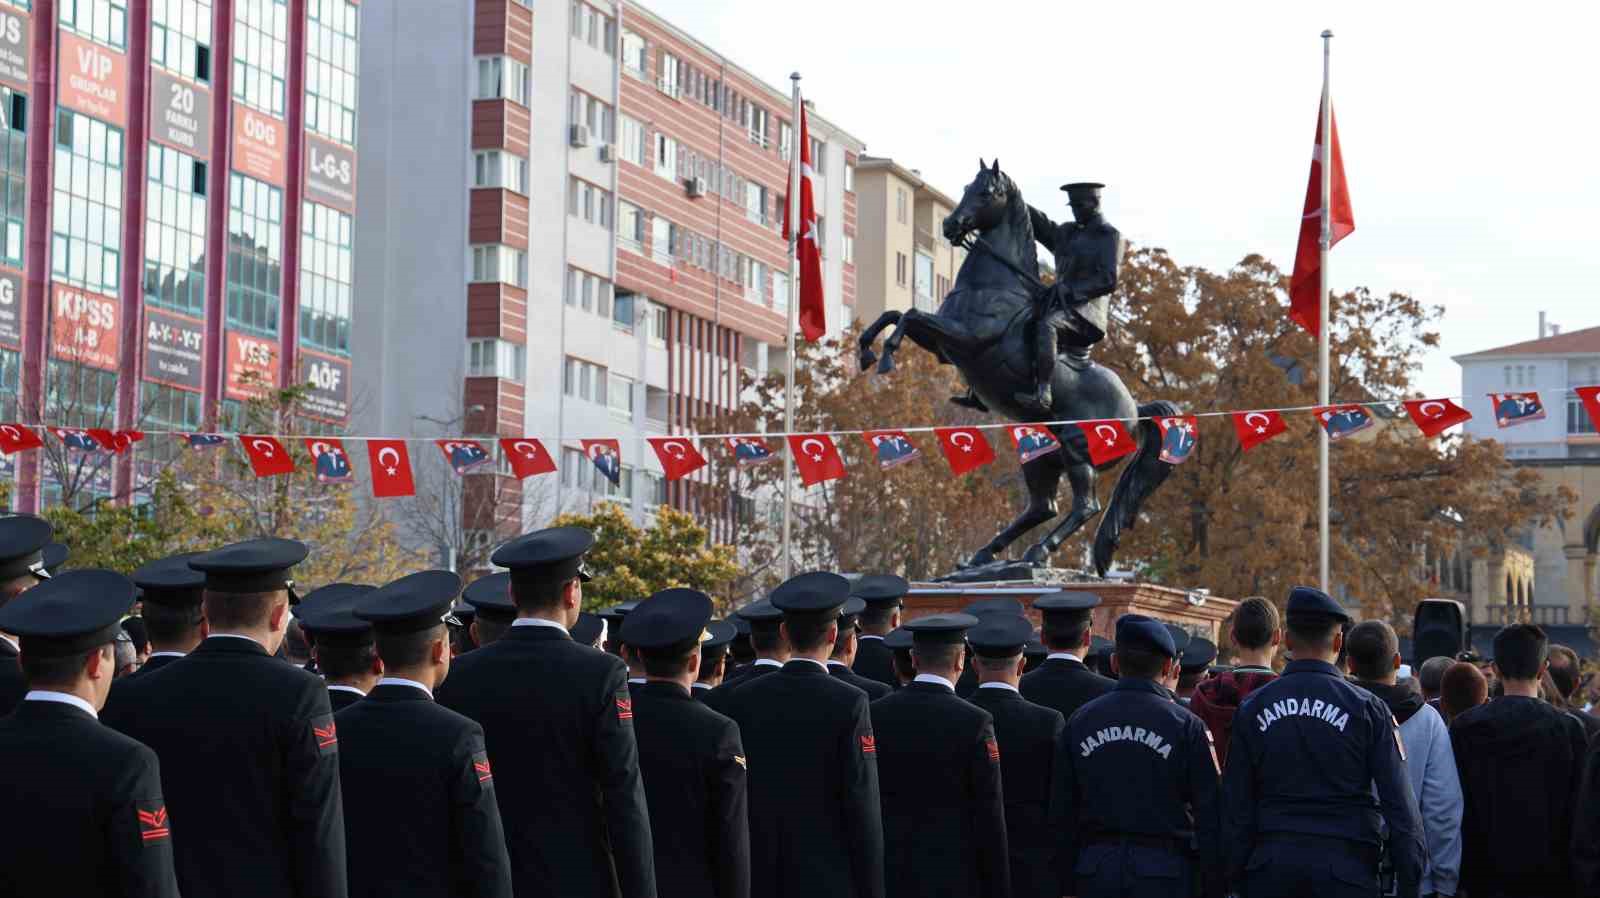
[[837, 596, 867, 629], [1181, 637, 1218, 673], [450, 601, 476, 625], [189, 538, 308, 600], [1034, 590, 1101, 634], [598, 600, 641, 627], [0, 514, 53, 581], [963, 596, 1026, 618], [967, 613, 1035, 658], [490, 526, 595, 591], [904, 612, 979, 647], [883, 626, 914, 652], [131, 552, 206, 607], [1023, 639, 1047, 660], [770, 571, 851, 615], [570, 612, 606, 647], [1285, 585, 1351, 623], [0, 569, 136, 656], [734, 599, 782, 623], [1164, 623, 1193, 655], [850, 574, 909, 606], [41, 543, 69, 576], [462, 572, 515, 618], [356, 570, 463, 634], [702, 619, 736, 657], [729, 612, 753, 637], [1061, 181, 1105, 198], [294, 583, 377, 645], [1116, 614, 1178, 659], [620, 588, 712, 651], [1088, 635, 1114, 658]]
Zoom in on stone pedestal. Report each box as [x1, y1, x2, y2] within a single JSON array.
[[905, 577, 1239, 645]]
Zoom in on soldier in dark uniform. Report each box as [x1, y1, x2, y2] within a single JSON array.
[[1084, 635, 1115, 678], [599, 599, 640, 658], [702, 599, 789, 716], [572, 610, 608, 649], [340, 570, 512, 898], [873, 612, 1010, 898], [1021, 591, 1115, 721], [461, 572, 515, 647], [449, 597, 477, 654], [0, 514, 53, 716], [721, 571, 884, 898], [851, 574, 908, 690], [1176, 638, 1217, 706], [0, 569, 181, 898], [101, 554, 207, 725], [956, 597, 1027, 699], [694, 619, 737, 699], [1576, 729, 1600, 896], [1052, 615, 1222, 898], [1223, 587, 1424, 898], [1023, 638, 1048, 674], [622, 588, 750, 898], [885, 626, 916, 686], [296, 583, 380, 711], [435, 527, 655, 898], [41, 540, 69, 575], [727, 613, 755, 671], [1017, 182, 1125, 409], [107, 538, 348, 898], [968, 613, 1066, 898], [829, 597, 892, 699]]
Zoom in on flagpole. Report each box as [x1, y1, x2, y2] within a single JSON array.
[[782, 73, 802, 581], [1318, 30, 1333, 594]]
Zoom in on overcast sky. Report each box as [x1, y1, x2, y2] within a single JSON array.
[[644, 0, 1598, 399]]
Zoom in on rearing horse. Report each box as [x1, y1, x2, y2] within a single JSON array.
[[858, 159, 1179, 576]]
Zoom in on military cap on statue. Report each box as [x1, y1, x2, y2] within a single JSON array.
[[770, 571, 852, 614], [294, 584, 377, 645], [570, 611, 606, 648], [355, 570, 462, 633], [1116, 614, 1178, 659], [1285, 585, 1351, 622], [461, 572, 514, 617], [1060, 181, 1105, 198], [620, 588, 713, 651], [0, 569, 137, 654], [41, 543, 69, 576], [1181, 637, 1218, 674], [904, 612, 979, 645], [131, 553, 206, 607], [702, 620, 736, 657], [735, 599, 782, 623], [1164, 623, 1193, 656], [963, 596, 1026, 618], [850, 573, 909, 606], [0, 514, 53, 581], [188, 538, 309, 602], [489, 526, 595, 589], [968, 613, 1035, 657]]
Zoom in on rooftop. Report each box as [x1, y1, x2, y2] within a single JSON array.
[[1453, 324, 1600, 361], [856, 155, 960, 210]]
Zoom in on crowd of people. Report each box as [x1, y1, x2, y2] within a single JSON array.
[[1, 511, 1598, 898]]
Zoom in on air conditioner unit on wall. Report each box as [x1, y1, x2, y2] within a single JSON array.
[[598, 144, 616, 163], [685, 177, 707, 198], [569, 124, 590, 148]]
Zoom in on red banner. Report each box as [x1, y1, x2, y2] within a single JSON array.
[[499, 438, 556, 479], [1008, 425, 1060, 464], [863, 430, 920, 469], [786, 434, 846, 486], [367, 440, 415, 498], [1314, 404, 1375, 442], [225, 331, 278, 400], [1231, 410, 1287, 452], [1080, 420, 1137, 466], [0, 423, 41, 455], [239, 435, 294, 477], [305, 438, 354, 483], [50, 283, 119, 370], [934, 427, 995, 477], [648, 437, 708, 481], [436, 439, 492, 475], [582, 439, 623, 486], [1577, 386, 1600, 433], [1402, 398, 1472, 438]]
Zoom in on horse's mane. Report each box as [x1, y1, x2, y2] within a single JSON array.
[[992, 169, 1040, 277]]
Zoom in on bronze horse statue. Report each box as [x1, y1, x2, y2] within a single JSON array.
[[858, 159, 1179, 576]]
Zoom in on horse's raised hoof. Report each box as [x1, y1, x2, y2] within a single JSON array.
[[1021, 544, 1051, 566], [858, 349, 877, 372], [876, 351, 896, 375]]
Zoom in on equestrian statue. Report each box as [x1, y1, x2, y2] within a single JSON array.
[[858, 159, 1180, 579]]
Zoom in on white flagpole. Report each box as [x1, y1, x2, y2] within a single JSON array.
[[782, 73, 802, 581], [1318, 30, 1333, 593]]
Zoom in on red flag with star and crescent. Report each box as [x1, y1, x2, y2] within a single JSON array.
[[1402, 398, 1472, 438], [499, 438, 556, 479], [1290, 96, 1354, 338], [786, 433, 846, 486], [1231, 410, 1288, 452], [648, 437, 708, 481], [782, 103, 825, 341], [0, 423, 42, 455], [933, 426, 995, 477], [367, 439, 416, 498], [239, 435, 295, 477], [1079, 419, 1137, 466]]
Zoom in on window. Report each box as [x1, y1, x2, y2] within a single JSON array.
[[562, 356, 607, 404], [608, 373, 634, 416], [569, 1, 613, 53], [650, 216, 672, 266], [476, 56, 529, 106], [52, 110, 124, 297], [844, 162, 854, 193], [144, 143, 207, 315], [621, 30, 645, 77], [814, 214, 826, 256], [566, 177, 613, 227], [742, 257, 766, 302], [467, 338, 525, 382], [809, 137, 827, 174], [772, 271, 789, 311], [1569, 397, 1597, 435], [564, 267, 612, 317], [152, 0, 212, 82], [744, 181, 767, 225], [569, 89, 614, 143], [306, 0, 360, 145], [141, 381, 202, 431], [299, 201, 352, 354], [45, 360, 118, 426], [843, 234, 854, 265], [653, 132, 677, 181], [779, 121, 793, 162], [617, 200, 644, 251], [657, 51, 679, 96], [232, 0, 289, 116], [896, 187, 908, 224], [1503, 366, 1511, 387], [914, 252, 934, 300], [612, 291, 635, 333], [225, 172, 282, 335], [641, 472, 665, 508], [747, 105, 768, 147], [60, 0, 128, 49], [469, 244, 527, 288], [473, 150, 527, 193], [895, 252, 907, 287], [618, 115, 645, 165], [0, 348, 19, 422], [648, 303, 667, 345], [0, 89, 25, 269]]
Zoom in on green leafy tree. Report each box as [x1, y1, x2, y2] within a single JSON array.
[[552, 503, 741, 611]]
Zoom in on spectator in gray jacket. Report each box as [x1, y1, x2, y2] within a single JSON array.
[[1348, 621, 1462, 898]]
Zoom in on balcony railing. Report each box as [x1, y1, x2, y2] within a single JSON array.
[[914, 227, 936, 254], [1481, 605, 1570, 626]]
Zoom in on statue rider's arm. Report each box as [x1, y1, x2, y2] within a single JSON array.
[[1027, 205, 1059, 248]]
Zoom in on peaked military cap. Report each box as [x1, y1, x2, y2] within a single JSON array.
[[1286, 585, 1351, 623], [771, 571, 851, 614], [967, 613, 1035, 657], [41, 543, 69, 576], [0, 514, 53, 581], [904, 612, 979, 646], [1164, 623, 1193, 655], [1033, 590, 1101, 613], [1181, 637, 1218, 673], [837, 596, 867, 629], [0, 569, 136, 655], [490, 526, 595, 590], [621, 588, 713, 651], [1116, 614, 1177, 659], [883, 626, 914, 652], [356, 570, 463, 634], [734, 599, 782, 623], [462, 572, 514, 617], [702, 619, 736, 656], [295, 583, 377, 644], [963, 596, 1026, 617], [131, 552, 206, 607], [850, 574, 909, 606], [189, 538, 308, 600], [598, 600, 640, 628], [1024, 639, 1048, 661], [1060, 181, 1105, 197], [729, 611, 753, 636], [1088, 634, 1114, 658], [570, 611, 606, 647]]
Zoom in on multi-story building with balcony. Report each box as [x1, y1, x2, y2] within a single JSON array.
[[852, 155, 964, 324]]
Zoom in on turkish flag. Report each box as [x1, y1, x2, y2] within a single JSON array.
[[86, 429, 127, 453], [1314, 404, 1375, 441], [437, 439, 493, 475], [239, 435, 295, 477], [0, 424, 42, 455], [1079, 419, 1137, 466], [786, 433, 846, 486], [582, 439, 623, 486], [51, 428, 102, 452], [367, 440, 416, 498], [1007, 425, 1061, 464], [782, 104, 825, 341], [648, 437, 708, 481], [1231, 410, 1288, 452], [499, 438, 557, 479], [862, 430, 920, 469], [304, 438, 354, 483], [934, 426, 995, 477], [1289, 97, 1354, 338], [1402, 398, 1473, 438], [1577, 386, 1600, 433]]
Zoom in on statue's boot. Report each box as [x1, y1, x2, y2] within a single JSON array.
[[949, 391, 989, 412], [1013, 383, 1053, 413]]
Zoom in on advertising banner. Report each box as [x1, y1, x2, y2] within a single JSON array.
[[57, 31, 127, 127], [298, 349, 350, 421], [0, 267, 19, 349], [231, 102, 287, 185], [304, 134, 356, 213], [225, 330, 278, 400], [50, 282, 119, 370], [149, 69, 212, 157], [0, 8, 29, 91], [143, 307, 204, 390]]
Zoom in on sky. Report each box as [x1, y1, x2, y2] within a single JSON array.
[[643, 0, 1599, 399]]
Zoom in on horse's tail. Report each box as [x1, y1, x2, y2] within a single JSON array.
[[1091, 400, 1180, 576]]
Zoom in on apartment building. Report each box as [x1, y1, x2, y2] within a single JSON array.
[[852, 155, 964, 324]]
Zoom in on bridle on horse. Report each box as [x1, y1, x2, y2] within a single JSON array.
[[958, 232, 1047, 297]]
